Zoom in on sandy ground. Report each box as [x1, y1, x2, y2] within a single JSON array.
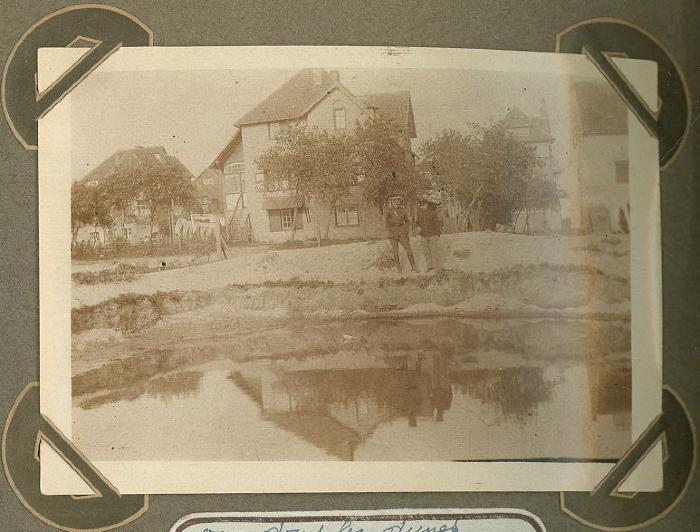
[[71, 232, 629, 309]]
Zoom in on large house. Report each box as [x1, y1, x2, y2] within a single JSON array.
[[567, 80, 629, 233], [74, 146, 199, 246], [209, 68, 417, 243]]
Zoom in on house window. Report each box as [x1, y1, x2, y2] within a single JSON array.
[[269, 208, 304, 232], [335, 205, 359, 226], [615, 160, 629, 184], [333, 100, 346, 131], [280, 209, 293, 231]]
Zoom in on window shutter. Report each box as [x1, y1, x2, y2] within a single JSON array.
[[269, 210, 282, 232]]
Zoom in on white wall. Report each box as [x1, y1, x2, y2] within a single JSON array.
[[578, 135, 629, 231]]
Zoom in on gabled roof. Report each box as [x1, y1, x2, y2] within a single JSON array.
[[235, 69, 340, 126], [211, 129, 241, 171], [79, 146, 195, 183], [359, 91, 417, 138], [501, 107, 532, 129], [572, 81, 628, 136], [500, 107, 553, 144], [210, 70, 418, 171], [194, 168, 225, 209]]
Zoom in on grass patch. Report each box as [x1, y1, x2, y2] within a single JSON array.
[[72, 263, 142, 285], [366, 246, 396, 271]]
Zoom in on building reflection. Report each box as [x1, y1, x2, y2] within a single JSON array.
[[586, 358, 631, 431], [230, 354, 455, 460], [450, 367, 555, 422], [228, 353, 564, 460]]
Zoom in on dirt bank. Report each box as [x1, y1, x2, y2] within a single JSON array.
[[71, 232, 630, 308], [72, 315, 630, 399], [72, 263, 629, 336]]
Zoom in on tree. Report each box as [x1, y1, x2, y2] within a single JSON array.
[[70, 181, 112, 247], [257, 124, 318, 242], [477, 124, 534, 230], [258, 124, 358, 245], [417, 129, 483, 230], [352, 118, 421, 208], [258, 119, 419, 244], [313, 130, 358, 241], [111, 156, 199, 245], [418, 124, 548, 231], [101, 167, 139, 236]]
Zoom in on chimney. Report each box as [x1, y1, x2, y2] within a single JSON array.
[[329, 70, 340, 83]]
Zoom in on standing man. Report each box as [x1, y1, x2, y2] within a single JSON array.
[[416, 199, 442, 271], [384, 195, 417, 273]]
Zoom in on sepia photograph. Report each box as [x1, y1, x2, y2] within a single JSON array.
[[38, 47, 661, 493]]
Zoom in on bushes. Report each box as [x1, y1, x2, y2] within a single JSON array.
[[72, 263, 141, 285], [71, 234, 216, 261]]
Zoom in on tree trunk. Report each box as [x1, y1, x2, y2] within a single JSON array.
[[149, 204, 155, 251], [459, 182, 485, 233], [524, 209, 531, 234], [512, 210, 521, 233], [290, 206, 298, 242], [324, 199, 336, 242], [169, 198, 175, 244]]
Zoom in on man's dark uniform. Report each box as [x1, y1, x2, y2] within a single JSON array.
[[417, 203, 442, 270], [385, 201, 417, 272]]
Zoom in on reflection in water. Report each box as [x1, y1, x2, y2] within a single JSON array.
[[81, 370, 203, 410], [72, 318, 632, 461], [227, 355, 560, 459], [451, 367, 555, 422]]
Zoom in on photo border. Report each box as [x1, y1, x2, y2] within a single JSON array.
[[37, 46, 662, 494]]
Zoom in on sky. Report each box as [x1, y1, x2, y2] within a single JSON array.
[[68, 67, 580, 189]]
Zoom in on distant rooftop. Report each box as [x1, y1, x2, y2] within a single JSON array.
[[80, 146, 194, 184], [500, 107, 553, 144], [359, 90, 417, 138], [572, 81, 628, 136]]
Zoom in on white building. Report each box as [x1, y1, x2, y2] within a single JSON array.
[[567, 80, 629, 233], [209, 68, 417, 243]]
